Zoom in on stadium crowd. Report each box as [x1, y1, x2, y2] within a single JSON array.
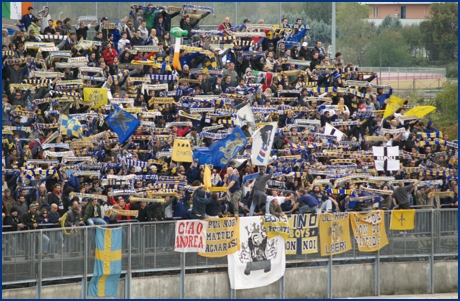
[[1, 4, 458, 258]]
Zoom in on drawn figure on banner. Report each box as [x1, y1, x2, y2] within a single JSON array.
[[256, 125, 274, 163], [239, 222, 277, 275], [329, 221, 343, 243]]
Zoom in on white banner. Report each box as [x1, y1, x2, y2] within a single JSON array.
[[251, 122, 278, 166], [324, 123, 344, 141], [235, 104, 255, 127], [227, 216, 286, 290], [174, 220, 208, 252], [372, 146, 400, 171]]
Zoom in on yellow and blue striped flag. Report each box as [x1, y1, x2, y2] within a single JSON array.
[[59, 114, 83, 139], [88, 227, 122, 297]]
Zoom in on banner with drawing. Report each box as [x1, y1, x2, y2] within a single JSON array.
[[318, 213, 352, 256], [227, 217, 286, 290]]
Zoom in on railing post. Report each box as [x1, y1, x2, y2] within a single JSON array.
[[279, 276, 285, 299], [374, 249, 380, 296], [126, 224, 132, 299], [327, 254, 332, 299], [230, 289, 236, 299], [180, 252, 185, 299], [429, 209, 435, 294], [36, 232, 42, 299], [82, 227, 88, 299]]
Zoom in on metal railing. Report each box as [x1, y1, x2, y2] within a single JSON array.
[[359, 67, 446, 80], [2, 209, 458, 298]]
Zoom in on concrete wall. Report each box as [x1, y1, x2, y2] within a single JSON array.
[[434, 261, 458, 294], [3, 261, 458, 299]]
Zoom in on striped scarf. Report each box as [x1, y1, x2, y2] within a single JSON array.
[[419, 132, 443, 139]]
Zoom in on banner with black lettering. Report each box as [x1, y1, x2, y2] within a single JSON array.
[[198, 218, 240, 258], [174, 220, 207, 252], [373, 146, 400, 171], [262, 215, 290, 240], [318, 213, 352, 256], [227, 216, 286, 290], [349, 210, 389, 252], [285, 214, 319, 255]]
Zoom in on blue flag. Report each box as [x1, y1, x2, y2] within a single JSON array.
[[193, 126, 248, 168], [88, 227, 122, 297], [106, 104, 140, 144]]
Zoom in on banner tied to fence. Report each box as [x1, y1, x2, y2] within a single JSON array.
[[285, 213, 319, 255], [349, 210, 389, 252], [319, 213, 352, 256]]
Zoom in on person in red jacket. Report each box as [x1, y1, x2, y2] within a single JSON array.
[[103, 42, 118, 65], [218, 17, 231, 31], [171, 125, 191, 137], [115, 196, 131, 221]]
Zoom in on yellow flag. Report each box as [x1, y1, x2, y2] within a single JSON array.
[[349, 210, 389, 252], [197, 217, 240, 258], [171, 138, 193, 162], [319, 213, 352, 256], [262, 215, 290, 240], [390, 209, 415, 230], [383, 95, 405, 118], [203, 165, 212, 188], [404, 106, 436, 119], [83, 88, 108, 109]]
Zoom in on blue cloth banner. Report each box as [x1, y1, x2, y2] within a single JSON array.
[[88, 227, 123, 297], [106, 104, 140, 144], [193, 126, 248, 168]]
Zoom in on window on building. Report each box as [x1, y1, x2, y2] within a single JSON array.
[[373, 6, 379, 18], [401, 6, 406, 19]]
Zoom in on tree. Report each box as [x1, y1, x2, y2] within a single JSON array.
[[420, 2, 458, 61], [423, 81, 458, 140], [336, 3, 376, 66], [362, 30, 411, 67], [400, 24, 424, 58]]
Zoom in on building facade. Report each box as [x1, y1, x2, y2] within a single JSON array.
[[363, 2, 433, 26]]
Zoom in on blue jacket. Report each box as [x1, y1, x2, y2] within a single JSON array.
[[377, 88, 393, 107], [424, 120, 438, 134]]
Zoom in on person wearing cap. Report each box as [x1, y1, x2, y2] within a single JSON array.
[[95, 16, 113, 41], [18, 6, 35, 31], [298, 41, 311, 60], [2, 28, 17, 48], [22, 204, 51, 259], [3, 206, 25, 260]]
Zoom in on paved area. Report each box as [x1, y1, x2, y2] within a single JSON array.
[[350, 293, 458, 299]]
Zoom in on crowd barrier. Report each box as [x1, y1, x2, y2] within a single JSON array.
[[2, 208, 457, 298]]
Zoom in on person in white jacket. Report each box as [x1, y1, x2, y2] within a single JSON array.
[[211, 169, 222, 186], [117, 32, 130, 54]]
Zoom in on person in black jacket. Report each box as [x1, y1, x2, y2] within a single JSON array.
[[131, 201, 152, 222], [3, 207, 25, 260], [190, 180, 211, 219], [21, 204, 51, 259]]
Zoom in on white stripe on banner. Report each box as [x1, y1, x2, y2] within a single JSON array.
[[227, 216, 285, 290]]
